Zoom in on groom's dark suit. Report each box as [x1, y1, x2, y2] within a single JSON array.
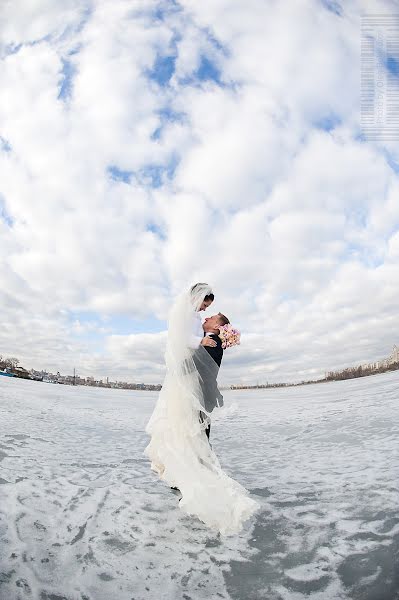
[[203, 333, 224, 367], [198, 333, 224, 441]]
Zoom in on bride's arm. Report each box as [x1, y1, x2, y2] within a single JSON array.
[[187, 313, 203, 349]]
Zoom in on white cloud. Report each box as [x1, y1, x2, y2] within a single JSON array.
[[0, 0, 398, 385], [0, 0, 86, 51]]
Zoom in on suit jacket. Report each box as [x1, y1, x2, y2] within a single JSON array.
[[202, 333, 224, 367], [193, 333, 224, 412]]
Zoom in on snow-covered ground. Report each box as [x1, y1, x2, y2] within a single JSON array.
[[0, 372, 398, 600]]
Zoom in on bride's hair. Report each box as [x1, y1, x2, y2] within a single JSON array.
[[190, 282, 214, 302]]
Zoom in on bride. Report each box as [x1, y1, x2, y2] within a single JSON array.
[[143, 283, 259, 535]]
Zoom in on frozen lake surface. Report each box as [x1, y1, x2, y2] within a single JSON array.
[[0, 372, 398, 600]]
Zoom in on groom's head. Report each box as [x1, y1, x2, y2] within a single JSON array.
[[203, 313, 230, 334]]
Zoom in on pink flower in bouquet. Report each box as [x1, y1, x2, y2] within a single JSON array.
[[218, 324, 241, 349]]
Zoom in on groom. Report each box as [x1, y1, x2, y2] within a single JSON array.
[[198, 312, 230, 441]]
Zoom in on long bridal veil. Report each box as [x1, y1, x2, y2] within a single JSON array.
[[144, 283, 259, 535]]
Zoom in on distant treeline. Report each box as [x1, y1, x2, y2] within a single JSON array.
[[325, 361, 399, 381], [231, 357, 399, 390], [0, 356, 20, 370], [231, 378, 323, 390]]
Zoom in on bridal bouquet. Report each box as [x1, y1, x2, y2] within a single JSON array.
[[218, 324, 241, 349]]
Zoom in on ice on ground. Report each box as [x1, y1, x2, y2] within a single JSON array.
[[0, 371, 399, 600]]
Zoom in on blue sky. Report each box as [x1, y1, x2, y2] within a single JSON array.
[[1, 0, 399, 383]]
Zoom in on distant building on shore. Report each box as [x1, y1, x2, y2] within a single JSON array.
[[24, 368, 160, 390], [12, 366, 31, 379], [353, 345, 399, 372]]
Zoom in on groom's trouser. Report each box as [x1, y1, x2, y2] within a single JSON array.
[[199, 411, 211, 440]]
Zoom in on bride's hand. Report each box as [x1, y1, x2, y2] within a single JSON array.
[[201, 337, 217, 347]]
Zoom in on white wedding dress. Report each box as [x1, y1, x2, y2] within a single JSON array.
[[144, 284, 259, 535]]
